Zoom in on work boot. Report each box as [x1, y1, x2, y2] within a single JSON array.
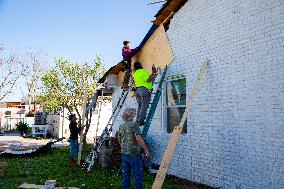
[[68, 159, 75, 166], [137, 120, 145, 126], [121, 61, 130, 72], [80, 160, 85, 165]]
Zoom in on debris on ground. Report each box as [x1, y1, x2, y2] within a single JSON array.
[[0, 136, 67, 156], [18, 183, 79, 189]]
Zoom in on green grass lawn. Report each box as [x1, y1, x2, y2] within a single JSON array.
[[1, 147, 214, 189]]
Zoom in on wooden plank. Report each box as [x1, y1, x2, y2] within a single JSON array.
[[18, 183, 79, 189], [151, 60, 209, 189], [162, 11, 175, 25], [77, 87, 88, 165]]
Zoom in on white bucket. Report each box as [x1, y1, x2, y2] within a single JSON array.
[[45, 180, 56, 189]]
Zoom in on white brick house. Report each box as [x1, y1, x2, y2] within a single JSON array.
[[101, 0, 284, 188]]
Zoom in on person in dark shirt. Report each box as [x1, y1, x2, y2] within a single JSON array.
[[122, 41, 137, 64], [68, 114, 81, 166], [121, 41, 138, 90]]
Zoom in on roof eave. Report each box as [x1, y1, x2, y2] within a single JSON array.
[[154, 0, 188, 25]]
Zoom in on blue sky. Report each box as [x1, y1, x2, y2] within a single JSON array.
[[0, 0, 161, 66], [0, 0, 162, 101]]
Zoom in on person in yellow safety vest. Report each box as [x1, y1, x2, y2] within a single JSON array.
[[133, 61, 157, 126]]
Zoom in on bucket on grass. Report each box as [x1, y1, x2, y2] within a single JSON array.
[[45, 180, 56, 189]]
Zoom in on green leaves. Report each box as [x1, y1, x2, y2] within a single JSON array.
[[39, 57, 106, 113]]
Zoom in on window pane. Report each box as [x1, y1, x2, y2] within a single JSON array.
[[167, 107, 187, 133], [166, 79, 186, 106]]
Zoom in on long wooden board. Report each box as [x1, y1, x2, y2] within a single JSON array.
[[18, 183, 79, 189], [77, 88, 88, 165], [151, 60, 209, 189]]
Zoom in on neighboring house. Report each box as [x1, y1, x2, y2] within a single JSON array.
[[0, 101, 25, 109], [0, 102, 34, 129], [47, 94, 112, 141], [46, 109, 69, 139], [86, 99, 112, 142], [98, 0, 284, 188]]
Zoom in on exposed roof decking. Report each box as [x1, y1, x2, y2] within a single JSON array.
[[98, 0, 188, 84], [154, 0, 188, 25]]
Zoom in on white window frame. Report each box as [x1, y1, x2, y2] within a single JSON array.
[[162, 76, 187, 135]]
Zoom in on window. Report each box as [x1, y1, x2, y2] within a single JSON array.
[[5, 111, 11, 116], [166, 78, 187, 133]]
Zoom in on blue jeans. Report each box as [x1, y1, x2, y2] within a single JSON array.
[[69, 139, 79, 159], [121, 154, 143, 189], [135, 87, 151, 126]]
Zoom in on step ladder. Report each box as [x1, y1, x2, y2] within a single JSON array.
[[81, 79, 133, 172], [142, 66, 168, 138]]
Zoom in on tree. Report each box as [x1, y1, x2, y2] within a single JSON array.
[[25, 49, 47, 112], [0, 44, 28, 101], [0, 44, 47, 103], [39, 57, 107, 144]]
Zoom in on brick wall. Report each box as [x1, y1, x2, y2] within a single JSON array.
[[111, 0, 284, 188], [147, 0, 284, 188]]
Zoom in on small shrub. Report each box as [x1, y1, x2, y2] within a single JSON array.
[[16, 122, 29, 136]]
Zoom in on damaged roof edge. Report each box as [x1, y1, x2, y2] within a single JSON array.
[[154, 0, 173, 17], [98, 24, 159, 84], [98, 62, 123, 83], [154, 0, 188, 25], [98, 0, 188, 84]]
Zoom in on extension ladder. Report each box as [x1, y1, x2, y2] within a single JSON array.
[[142, 66, 168, 138], [81, 80, 133, 172]]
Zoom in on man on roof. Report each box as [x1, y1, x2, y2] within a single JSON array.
[[121, 41, 138, 90], [133, 61, 157, 126], [122, 41, 137, 65]]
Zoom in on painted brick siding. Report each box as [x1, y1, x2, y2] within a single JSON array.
[[145, 0, 284, 189], [111, 0, 283, 188]]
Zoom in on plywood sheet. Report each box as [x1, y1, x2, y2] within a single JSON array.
[[132, 24, 174, 72], [117, 25, 174, 84]]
